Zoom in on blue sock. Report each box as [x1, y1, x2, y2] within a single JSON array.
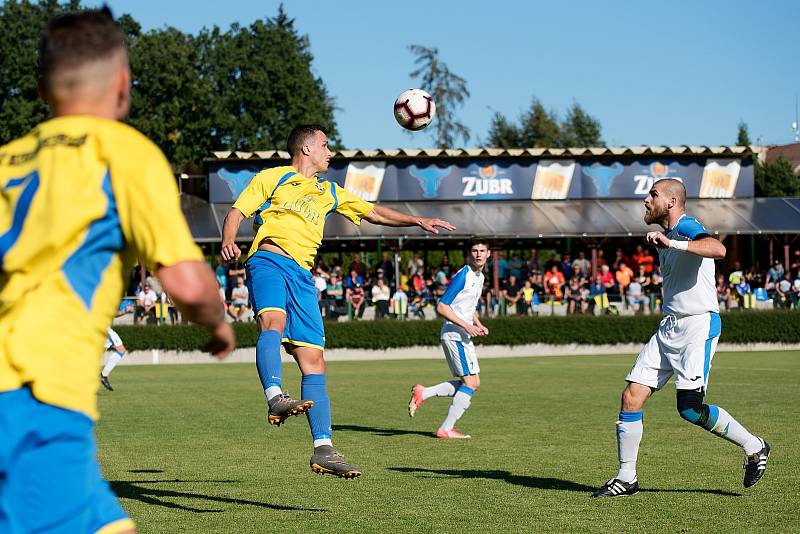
[[302, 373, 332, 447], [256, 330, 282, 398]]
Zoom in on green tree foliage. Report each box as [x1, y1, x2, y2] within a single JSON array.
[[755, 155, 800, 197], [0, 2, 339, 168], [0, 0, 81, 143], [408, 45, 470, 148], [487, 97, 604, 148], [737, 121, 751, 146]]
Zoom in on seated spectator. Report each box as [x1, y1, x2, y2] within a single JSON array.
[[372, 278, 391, 319], [571, 264, 588, 286], [228, 277, 251, 322], [634, 266, 651, 312], [135, 283, 158, 324], [734, 276, 751, 311], [571, 251, 591, 279], [565, 277, 588, 315], [776, 273, 797, 309], [716, 275, 731, 312], [589, 274, 609, 314], [326, 274, 345, 320], [433, 267, 449, 298], [600, 264, 615, 293], [503, 274, 523, 314], [522, 280, 536, 316], [612, 248, 630, 272], [345, 269, 364, 290], [410, 284, 432, 319], [544, 265, 565, 301], [347, 283, 366, 319], [626, 279, 650, 314], [391, 287, 408, 318], [615, 261, 634, 300]]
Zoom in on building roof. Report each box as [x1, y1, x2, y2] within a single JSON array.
[[208, 145, 751, 161], [765, 143, 800, 175], [187, 196, 800, 243]]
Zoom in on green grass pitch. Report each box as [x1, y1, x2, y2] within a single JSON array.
[[97, 351, 799, 533]]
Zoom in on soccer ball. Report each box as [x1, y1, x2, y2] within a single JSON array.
[[394, 89, 436, 131]]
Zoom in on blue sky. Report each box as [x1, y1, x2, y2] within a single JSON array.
[[96, 0, 800, 150]]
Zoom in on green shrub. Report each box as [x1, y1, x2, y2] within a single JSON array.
[[113, 310, 800, 352]]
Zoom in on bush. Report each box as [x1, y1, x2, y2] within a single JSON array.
[[113, 310, 800, 352]]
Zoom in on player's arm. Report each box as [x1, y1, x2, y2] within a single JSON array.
[[646, 232, 726, 260], [220, 208, 245, 261], [473, 313, 489, 335], [436, 301, 484, 336], [364, 205, 455, 235]]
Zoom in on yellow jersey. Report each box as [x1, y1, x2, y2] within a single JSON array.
[[233, 165, 373, 270], [0, 116, 202, 419]]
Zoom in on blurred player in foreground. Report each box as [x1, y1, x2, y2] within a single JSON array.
[[0, 8, 234, 532], [592, 179, 769, 498], [408, 238, 490, 439], [221, 124, 454, 478]]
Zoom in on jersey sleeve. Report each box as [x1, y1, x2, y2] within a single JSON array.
[[232, 169, 280, 217], [440, 267, 468, 305], [331, 183, 374, 225], [675, 217, 710, 240], [116, 139, 202, 269]]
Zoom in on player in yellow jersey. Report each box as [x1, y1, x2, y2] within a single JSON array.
[[221, 124, 454, 478], [0, 8, 234, 533]]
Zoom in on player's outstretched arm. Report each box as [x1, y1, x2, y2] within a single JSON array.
[[158, 261, 235, 359], [220, 208, 245, 261], [364, 205, 455, 235], [646, 232, 726, 260]]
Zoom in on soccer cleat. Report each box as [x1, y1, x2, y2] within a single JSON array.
[[408, 384, 425, 417], [435, 428, 471, 439], [100, 374, 114, 391], [743, 438, 770, 488], [591, 478, 639, 498], [310, 445, 362, 479], [267, 392, 313, 426]]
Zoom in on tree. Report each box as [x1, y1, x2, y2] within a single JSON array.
[[737, 121, 751, 146], [408, 45, 470, 148], [755, 155, 800, 197], [486, 97, 603, 148], [561, 102, 603, 147], [0, 0, 82, 144]]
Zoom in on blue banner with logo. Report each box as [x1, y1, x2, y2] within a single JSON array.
[[208, 157, 754, 203]]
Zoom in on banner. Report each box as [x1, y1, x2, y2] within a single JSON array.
[[207, 157, 754, 203]]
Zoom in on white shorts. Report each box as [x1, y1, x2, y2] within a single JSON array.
[[626, 312, 721, 391], [104, 328, 123, 350], [441, 327, 480, 377]]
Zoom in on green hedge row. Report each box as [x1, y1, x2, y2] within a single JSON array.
[[113, 310, 800, 352]]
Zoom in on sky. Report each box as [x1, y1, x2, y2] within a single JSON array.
[[94, 0, 800, 150]]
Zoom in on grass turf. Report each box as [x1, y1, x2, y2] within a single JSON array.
[[97, 351, 800, 533]]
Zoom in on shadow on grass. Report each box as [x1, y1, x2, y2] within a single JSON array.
[[389, 467, 595, 491], [109, 479, 326, 513], [389, 468, 743, 496], [128, 469, 164, 473], [332, 424, 435, 438]]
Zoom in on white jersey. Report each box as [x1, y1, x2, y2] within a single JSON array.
[[439, 265, 484, 335], [659, 214, 719, 317]]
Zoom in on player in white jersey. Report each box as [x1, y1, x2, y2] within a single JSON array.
[[593, 179, 770, 498], [100, 306, 132, 391], [408, 239, 490, 439]]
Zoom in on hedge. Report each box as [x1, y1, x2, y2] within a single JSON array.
[[112, 310, 800, 352]]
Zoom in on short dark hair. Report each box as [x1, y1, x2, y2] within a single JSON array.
[[38, 6, 126, 87], [469, 237, 490, 249], [287, 124, 326, 157]]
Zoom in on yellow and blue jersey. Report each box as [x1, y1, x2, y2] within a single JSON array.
[[233, 166, 374, 270], [0, 116, 202, 419]]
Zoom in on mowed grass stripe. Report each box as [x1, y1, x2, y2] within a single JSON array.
[[97, 351, 800, 533]]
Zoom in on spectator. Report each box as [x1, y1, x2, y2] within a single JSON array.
[[791, 250, 800, 279], [375, 252, 395, 285], [228, 277, 251, 322], [766, 260, 784, 289], [227, 261, 246, 301], [615, 261, 634, 300], [347, 283, 366, 319], [633, 245, 655, 275], [793, 278, 800, 309], [572, 251, 591, 279], [433, 266, 449, 298], [407, 253, 423, 277], [545, 265, 565, 301], [345, 269, 364, 290], [612, 248, 630, 271], [410, 283, 432, 319], [145, 271, 163, 299], [528, 248, 541, 276], [391, 287, 408, 318], [734, 276, 751, 311], [626, 278, 650, 314], [571, 264, 588, 287], [649, 268, 663, 311], [716, 274, 731, 312], [560, 254, 573, 281], [522, 279, 535, 316], [600, 264, 615, 292], [589, 273, 608, 314], [214, 255, 228, 291], [371, 277, 391, 319], [508, 253, 523, 280], [326, 274, 345, 320], [348, 254, 368, 280], [503, 274, 523, 314], [776, 273, 797, 309], [135, 283, 158, 324], [595, 249, 608, 269], [566, 277, 588, 315], [313, 266, 329, 313]]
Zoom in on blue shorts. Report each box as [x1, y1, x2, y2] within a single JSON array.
[[246, 250, 325, 350], [0, 387, 132, 534]]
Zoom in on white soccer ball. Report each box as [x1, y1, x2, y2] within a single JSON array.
[[394, 89, 436, 131]]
